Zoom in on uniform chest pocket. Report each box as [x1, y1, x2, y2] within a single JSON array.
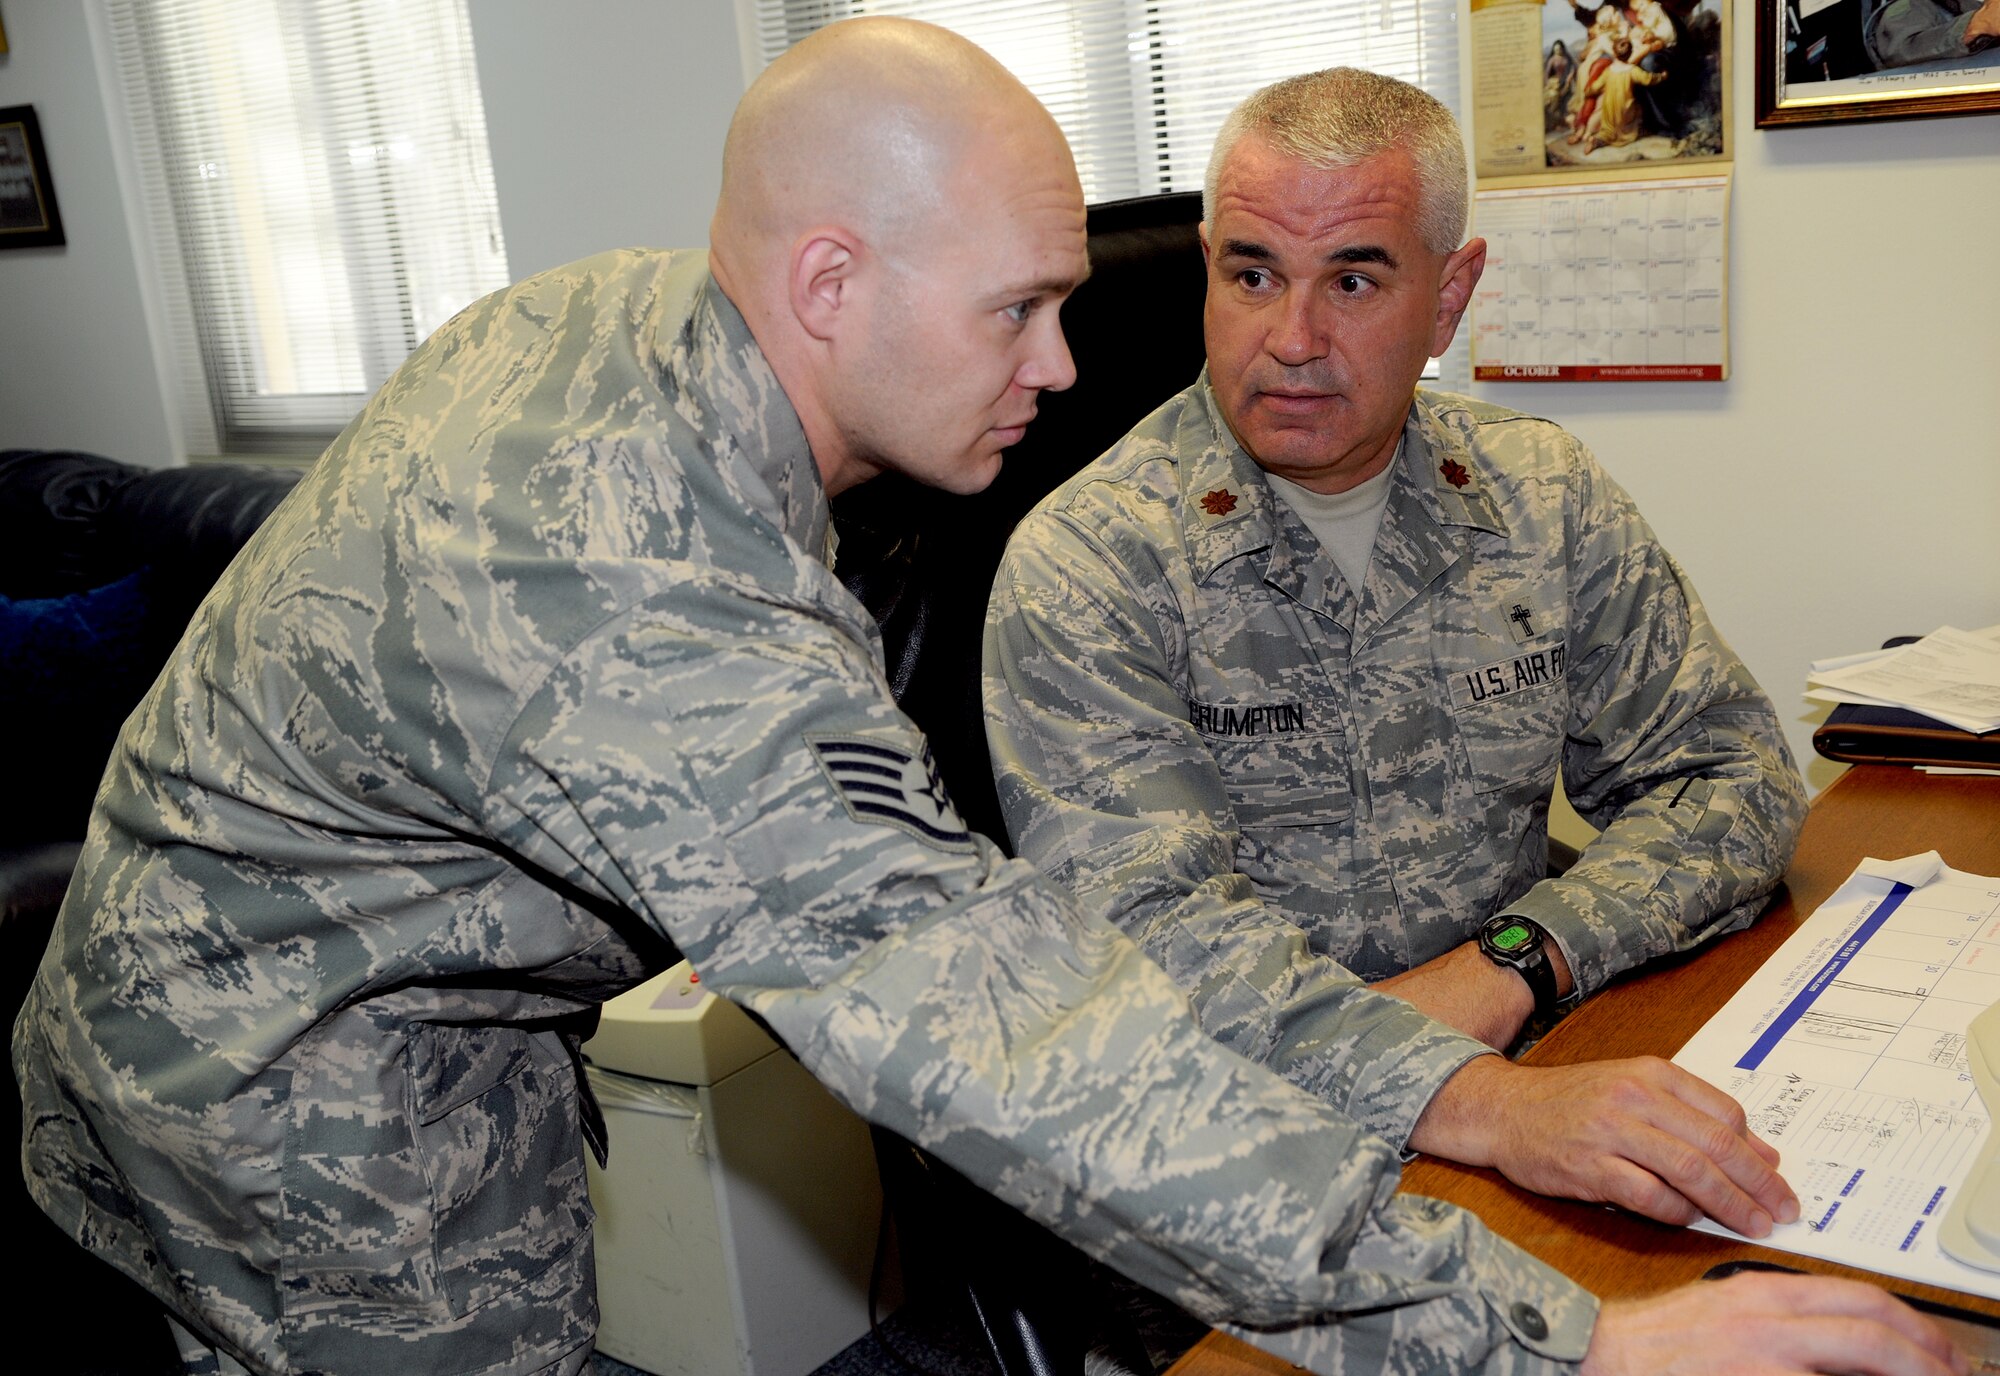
[[407, 1023, 590, 1317], [1446, 641, 1568, 796], [1202, 718, 1354, 828]]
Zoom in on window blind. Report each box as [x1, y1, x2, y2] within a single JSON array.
[[742, 0, 1462, 206], [99, 0, 509, 455], [742, 0, 1465, 379]]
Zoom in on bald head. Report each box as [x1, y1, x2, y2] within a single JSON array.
[[713, 18, 1059, 275], [706, 18, 1087, 500]]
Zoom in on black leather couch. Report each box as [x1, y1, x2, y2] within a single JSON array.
[[0, 449, 304, 852], [0, 448, 301, 1376]]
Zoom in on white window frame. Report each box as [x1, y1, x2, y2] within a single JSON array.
[[88, 0, 509, 459]]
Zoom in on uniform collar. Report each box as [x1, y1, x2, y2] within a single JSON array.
[[686, 268, 831, 563], [1355, 398, 1507, 637], [1181, 384, 1512, 638], [1182, 386, 1509, 566], [1183, 371, 1294, 583], [1404, 392, 1508, 539]]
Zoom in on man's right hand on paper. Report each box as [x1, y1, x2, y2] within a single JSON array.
[[1581, 1271, 1970, 1375], [1407, 1054, 1801, 1237]]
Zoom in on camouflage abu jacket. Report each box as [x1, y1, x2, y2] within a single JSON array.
[[985, 378, 1807, 1146], [18, 254, 1597, 1376]]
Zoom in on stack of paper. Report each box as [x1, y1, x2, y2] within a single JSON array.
[[1808, 625, 2000, 735]]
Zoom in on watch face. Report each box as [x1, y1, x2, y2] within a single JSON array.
[[1488, 920, 1537, 954]]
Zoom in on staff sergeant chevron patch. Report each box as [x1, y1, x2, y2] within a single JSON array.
[[807, 735, 975, 850]]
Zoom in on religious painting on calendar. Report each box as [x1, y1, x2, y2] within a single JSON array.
[[1541, 0, 1727, 164]]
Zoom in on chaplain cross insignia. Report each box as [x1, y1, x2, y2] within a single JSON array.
[[1508, 603, 1537, 641], [1200, 489, 1238, 516], [1439, 458, 1471, 489]]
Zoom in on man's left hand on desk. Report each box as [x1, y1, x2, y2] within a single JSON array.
[[1406, 1053, 1803, 1238]]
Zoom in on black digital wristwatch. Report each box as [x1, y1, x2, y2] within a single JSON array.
[[1478, 913, 1560, 1021]]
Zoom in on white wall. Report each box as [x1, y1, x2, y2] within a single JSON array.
[[0, 0, 177, 465], [7, 0, 1995, 784], [467, 0, 748, 277], [1472, 17, 2000, 788]]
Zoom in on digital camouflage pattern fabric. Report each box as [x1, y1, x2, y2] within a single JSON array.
[[986, 377, 1807, 1146], [18, 252, 1596, 1375]]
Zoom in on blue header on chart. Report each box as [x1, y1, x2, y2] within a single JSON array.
[[1736, 882, 1915, 1072]]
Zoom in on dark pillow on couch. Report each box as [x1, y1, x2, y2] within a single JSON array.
[[0, 568, 169, 842]]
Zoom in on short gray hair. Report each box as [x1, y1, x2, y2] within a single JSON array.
[[1202, 68, 1468, 255]]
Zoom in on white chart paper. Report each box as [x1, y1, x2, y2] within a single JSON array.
[[1674, 853, 2000, 1298]]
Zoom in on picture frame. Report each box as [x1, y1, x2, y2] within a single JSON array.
[[1757, 0, 2000, 126], [0, 104, 66, 249]]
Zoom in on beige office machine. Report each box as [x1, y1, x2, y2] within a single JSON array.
[[584, 963, 883, 1376]]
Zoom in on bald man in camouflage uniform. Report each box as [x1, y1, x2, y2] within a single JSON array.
[[987, 69, 1816, 1241], [14, 26, 1957, 1376], [10, 22, 1605, 1376]]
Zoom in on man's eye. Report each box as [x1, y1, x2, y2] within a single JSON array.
[[1237, 268, 1272, 291], [1003, 300, 1035, 325], [1335, 273, 1373, 295]]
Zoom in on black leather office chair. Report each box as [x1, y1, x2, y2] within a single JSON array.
[[834, 190, 1209, 851], [835, 192, 1208, 1376]]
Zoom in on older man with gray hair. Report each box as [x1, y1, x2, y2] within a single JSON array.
[[981, 65, 1916, 1372]]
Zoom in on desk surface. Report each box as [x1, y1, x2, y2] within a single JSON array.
[[1170, 764, 2000, 1376]]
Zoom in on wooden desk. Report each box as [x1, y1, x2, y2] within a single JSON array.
[[1172, 765, 2000, 1376]]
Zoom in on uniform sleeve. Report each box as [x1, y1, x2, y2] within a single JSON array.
[[984, 511, 1492, 1152], [1499, 439, 1808, 996], [1870, 0, 1978, 67], [486, 570, 1593, 1376]]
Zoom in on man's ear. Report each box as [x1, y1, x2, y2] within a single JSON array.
[[1198, 221, 1212, 267], [1430, 236, 1487, 358], [790, 229, 861, 342]]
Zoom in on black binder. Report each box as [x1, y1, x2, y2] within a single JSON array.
[[1811, 634, 2000, 771], [1813, 702, 2000, 771]]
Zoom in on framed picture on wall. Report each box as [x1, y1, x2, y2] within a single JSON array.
[[0, 105, 66, 248], [1758, 0, 2000, 124]]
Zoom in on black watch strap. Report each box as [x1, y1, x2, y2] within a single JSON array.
[[1515, 943, 1559, 1020], [1479, 915, 1559, 1020]]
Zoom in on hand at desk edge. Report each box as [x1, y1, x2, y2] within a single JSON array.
[[1581, 1271, 1970, 1376], [1406, 1053, 1802, 1239]]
